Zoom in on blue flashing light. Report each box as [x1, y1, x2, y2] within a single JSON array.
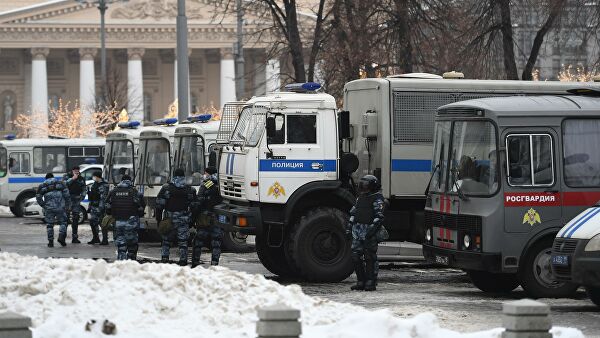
[[4, 134, 16, 140], [83, 158, 97, 164], [153, 117, 178, 126], [117, 121, 141, 129], [187, 114, 212, 123], [284, 82, 321, 93]]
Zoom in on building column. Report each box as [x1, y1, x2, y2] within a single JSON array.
[[127, 48, 145, 123], [220, 48, 236, 107], [266, 58, 281, 93], [79, 48, 97, 137], [31, 47, 49, 138]]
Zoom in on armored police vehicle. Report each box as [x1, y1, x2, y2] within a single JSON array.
[[0, 136, 105, 217], [214, 77, 583, 282], [422, 89, 600, 298], [135, 118, 179, 230], [552, 206, 600, 306], [103, 121, 142, 187]]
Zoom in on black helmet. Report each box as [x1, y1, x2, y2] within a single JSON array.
[[358, 175, 380, 194], [173, 168, 185, 177]]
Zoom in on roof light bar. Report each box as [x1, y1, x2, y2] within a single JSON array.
[[153, 118, 178, 126], [117, 121, 141, 129], [284, 82, 321, 93], [4, 134, 16, 140], [187, 114, 212, 123]]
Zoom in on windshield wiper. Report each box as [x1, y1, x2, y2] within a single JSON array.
[[450, 167, 469, 201], [424, 164, 440, 196]]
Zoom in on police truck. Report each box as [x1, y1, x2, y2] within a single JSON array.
[[422, 88, 600, 298], [214, 75, 585, 282], [103, 121, 142, 187]]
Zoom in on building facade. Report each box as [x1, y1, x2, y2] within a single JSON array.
[[0, 0, 281, 136]]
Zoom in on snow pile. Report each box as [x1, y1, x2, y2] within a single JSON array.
[[0, 253, 584, 338], [0, 205, 12, 214]]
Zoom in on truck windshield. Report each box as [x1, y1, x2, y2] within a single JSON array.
[[448, 121, 498, 196], [230, 106, 267, 146], [106, 140, 134, 184], [430, 121, 451, 193], [142, 138, 170, 186], [0, 147, 6, 177], [175, 135, 205, 185]]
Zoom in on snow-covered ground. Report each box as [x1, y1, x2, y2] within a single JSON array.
[[0, 253, 584, 338]]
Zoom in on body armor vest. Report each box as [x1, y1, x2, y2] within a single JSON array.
[[68, 177, 84, 196], [165, 184, 188, 212], [88, 183, 101, 202], [110, 186, 138, 220], [354, 193, 378, 224]]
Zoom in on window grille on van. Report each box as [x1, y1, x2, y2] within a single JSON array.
[[392, 91, 508, 144], [217, 102, 245, 144]]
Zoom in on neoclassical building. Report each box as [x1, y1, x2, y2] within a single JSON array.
[[0, 0, 282, 136]]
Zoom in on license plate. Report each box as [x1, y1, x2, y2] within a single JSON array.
[[435, 255, 449, 265], [218, 214, 229, 224], [552, 255, 569, 266]]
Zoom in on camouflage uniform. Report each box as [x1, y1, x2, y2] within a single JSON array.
[[88, 178, 110, 244], [192, 173, 222, 266], [63, 173, 86, 241], [156, 176, 196, 264], [346, 191, 385, 289], [36, 178, 71, 244], [105, 179, 145, 260]]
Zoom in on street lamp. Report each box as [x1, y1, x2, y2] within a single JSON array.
[[76, 0, 128, 105]]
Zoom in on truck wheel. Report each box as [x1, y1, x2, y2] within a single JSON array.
[[288, 207, 353, 282], [221, 231, 253, 253], [255, 233, 296, 277], [519, 237, 579, 298], [467, 270, 520, 293], [9, 206, 18, 216], [13, 192, 35, 217], [586, 287, 600, 307]]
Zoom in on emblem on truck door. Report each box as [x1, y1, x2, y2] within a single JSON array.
[[267, 182, 286, 199], [523, 208, 542, 226]]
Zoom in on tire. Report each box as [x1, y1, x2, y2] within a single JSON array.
[[13, 192, 35, 217], [255, 233, 296, 277], [9, 206, 18, 216], [586, 287, 600, 307], [519, 237, 579, 298], [79, 205, 88, 223], [221, 231, 254, 253], [467, 270, 520, 293], [288, 207, 353, 282]]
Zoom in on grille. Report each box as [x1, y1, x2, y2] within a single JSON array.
[[553, 238, 578, 254], [216, 102, 245, 144], [424, 210, 482, 234], [392, 91, 508, 144], [221, 177, 245, 199]]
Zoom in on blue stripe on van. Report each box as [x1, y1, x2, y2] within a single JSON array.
[[560, 208, 595, 237], [8, 177, 46, 184], [391, 159, 432, 172], [567, 207, 600, 238]]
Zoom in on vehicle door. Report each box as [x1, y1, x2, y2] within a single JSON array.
[[259, 109, 331, 204], [8, 149, 34, 192], [503, 130, 562, 234]]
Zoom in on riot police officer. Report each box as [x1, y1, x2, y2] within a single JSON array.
[[36, 173, 71, 247], [64, 166, 86, 243], [346, 175, 385, 291], [191, 166, 222, 267], [155, 168, 196, 266], [87, 171, 110, 245], [105, 174, 145, 260]]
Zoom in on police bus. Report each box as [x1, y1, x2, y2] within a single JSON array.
[[0, 136, 105, 217], [214, 76, 591, 282], [422, 88, 600, 298], [103, 121, 142, 187]]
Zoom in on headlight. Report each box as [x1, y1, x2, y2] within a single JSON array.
[[464, 234, 471, 249], [425, 229, 432, 242], [585, 234, 600, 252]]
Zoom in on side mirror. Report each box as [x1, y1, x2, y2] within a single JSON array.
[[338, 110, 351, 139], [266, 116, 276, 138]]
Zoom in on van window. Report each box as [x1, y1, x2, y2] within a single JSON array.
[[9, 153, 30, 174], [0, 148, 6, 177], [287, 115, 317, 144], [564, 119, 600, 187], [68, 147, 84, 157], [34, 147, 67, 174], [506, 134, 553, 187], [267, 114, 285, 145]]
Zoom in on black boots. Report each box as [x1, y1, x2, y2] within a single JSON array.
[[178, 260, 187, 266], [88, 237, 100, 244], [100, 229, 109, 245], [351, 255, 366, 291], [47, 240, 54, 248], [161, 256, 169, 263], [72, 238, 81, 244], [57, 235, 67, 247], [364, 255, 376, 292], [100, 239, 109, 245]]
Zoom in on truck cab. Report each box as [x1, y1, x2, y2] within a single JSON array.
[[422, 90, 600, 298], [103, 121, 142, 188], [214, 83, 356, 281]]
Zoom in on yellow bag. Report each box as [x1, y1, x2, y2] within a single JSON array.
[[158, 218, 173, 236], [100, 215, 115, 231], [195, 213, 213, 228]]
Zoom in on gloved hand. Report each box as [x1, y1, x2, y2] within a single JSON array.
[[366, 224, 380, 239]]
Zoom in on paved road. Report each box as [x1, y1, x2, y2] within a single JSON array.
[[1, 214, 599, 336]]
